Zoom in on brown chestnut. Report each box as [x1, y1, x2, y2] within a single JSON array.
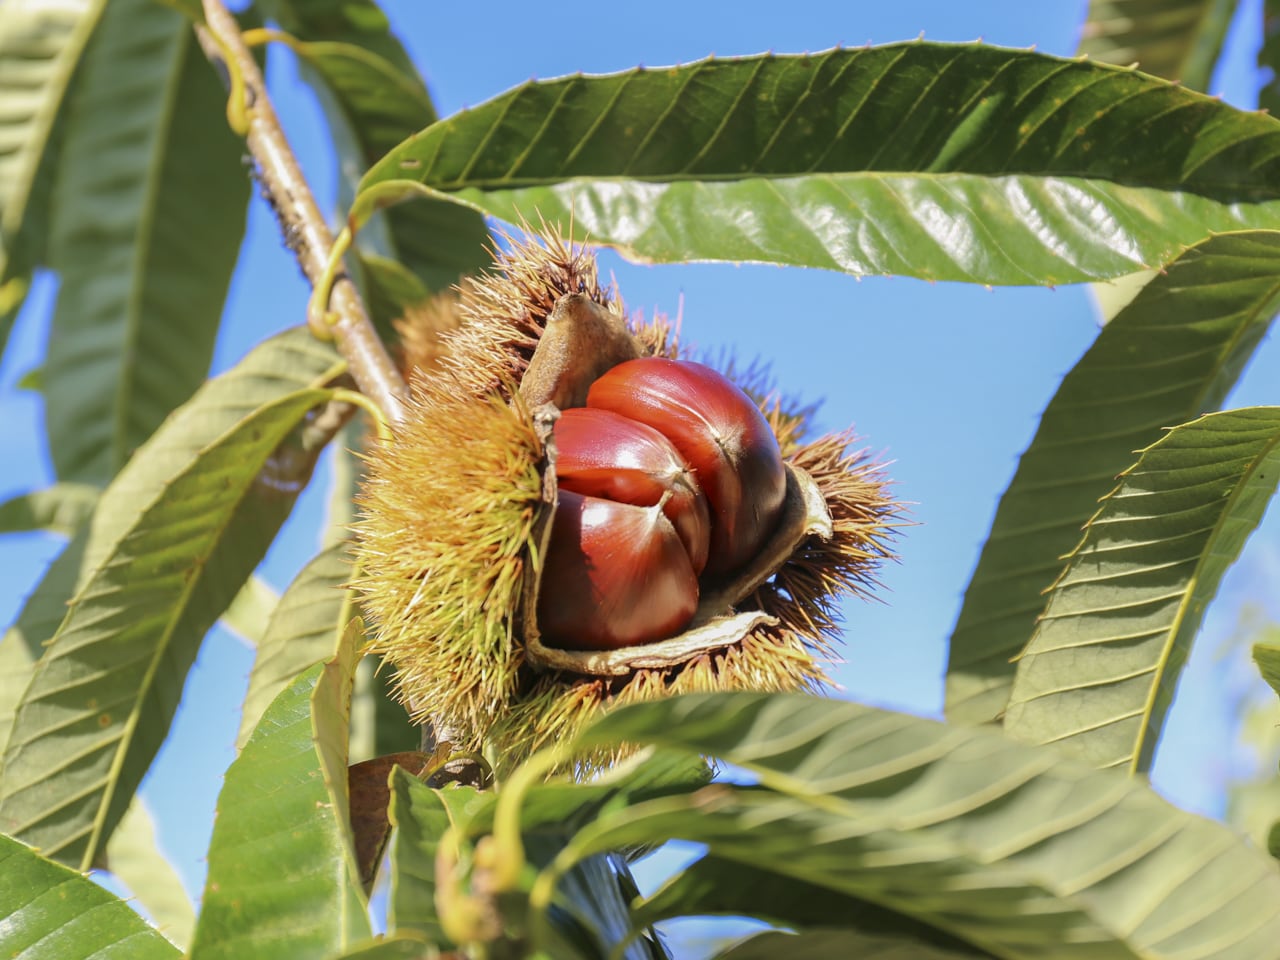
[[553, 407, 710, 575], [536, 490, 700, 650], [586, 358, 787, 576]]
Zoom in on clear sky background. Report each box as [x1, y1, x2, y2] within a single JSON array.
[[2, 0, 1279, 942]]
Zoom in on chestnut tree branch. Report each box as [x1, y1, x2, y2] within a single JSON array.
[[195, 0, 409, 424], [196, 3, 487, 787]]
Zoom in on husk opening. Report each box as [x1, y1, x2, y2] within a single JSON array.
[[355, 228, 903, 770]]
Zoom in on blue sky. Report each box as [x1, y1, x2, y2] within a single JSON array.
[[2, 0, 1278, 941]]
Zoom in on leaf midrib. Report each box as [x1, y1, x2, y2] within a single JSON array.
[[1128, 415, 1280, 774], [0, 1, 106, 238], [419, 168, 1280, 204], [112, 18, 187, 474], [557, 767, 1144, 959], [74, 391, 327, 870]]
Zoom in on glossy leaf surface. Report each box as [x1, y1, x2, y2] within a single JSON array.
[[0, 832, 178, 959], [946, 231, 1280, 725], [1004, 407, 1280, 770], [361, 44, 1280, 284]]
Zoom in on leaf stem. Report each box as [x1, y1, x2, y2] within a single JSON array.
[[194, 0, 408, 423]]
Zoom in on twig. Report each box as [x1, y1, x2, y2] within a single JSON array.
[[195, 3, 486, 787], [194, 0, 409, 424]]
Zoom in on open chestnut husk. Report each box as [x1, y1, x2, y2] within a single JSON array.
[[354, 228, 902, 774]]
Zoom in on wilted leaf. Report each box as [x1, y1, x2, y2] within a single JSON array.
[[946, 231, 1280, 725], [347, 751, 433, 890]]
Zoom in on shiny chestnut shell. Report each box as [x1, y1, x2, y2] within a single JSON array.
[[553, 407, 711, 575], [587, 358, 787, 576], [536, 490, 700, 650]]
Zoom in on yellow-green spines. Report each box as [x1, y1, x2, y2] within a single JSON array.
[[353, 375, 543, 747], [354, 227, 902, 776]]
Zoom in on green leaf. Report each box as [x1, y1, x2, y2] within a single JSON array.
[[530, 846, 670, 960], [386, 767, 472, 943], [350, 653, 419, 763], [415, 753, 692, 960], [359, 44, 1280, 285], [633, 857, 988, 958], [0, 534, 87, 766], [190, 626, 371, 959], [712, 929, 985, 960], [105, 796, 196, 951], [945, 231, 1280, 725], [1077, 0, 1238, 90], [391, 778, 670, 957], [550, 691, 1280, 960], [1253, 640, 1280, 699], [0, 481, 99, 535], [0, 832, 178, 959], [0, 385, 332, 869], [267, 0, 489, 293], [1004, 407, 1280, 770], [1260, 0, 1280, 115], [237, 541, 353, 749], [354, 250, 432, 343], [0, 0, 105, 354], [218, 574, 280, 647], [0, 328, 338, 804], [44, 0, 250, 484], [74, 328, 340, 587], [329, 935, 441, 959]]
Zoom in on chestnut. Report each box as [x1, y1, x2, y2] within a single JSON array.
[[537, 490, 700, 650], [586, 358, 787, 576], [553, 407, 711, 574]]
